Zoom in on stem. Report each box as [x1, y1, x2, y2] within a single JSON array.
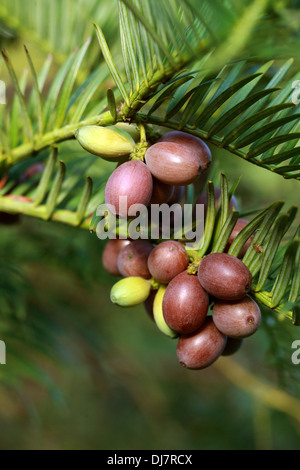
[[0, 196, 91, 229], [1, 111, 115, 170]]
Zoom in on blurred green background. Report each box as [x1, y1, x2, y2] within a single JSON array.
[[0, 0, 300, 451]]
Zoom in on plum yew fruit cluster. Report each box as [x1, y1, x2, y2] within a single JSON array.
[[93, 128, 262, 371], [106, 240, 261, 370], [103, 129, 211, 217]]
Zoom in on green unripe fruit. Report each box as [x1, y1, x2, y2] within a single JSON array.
[[75, 125, 135, 160], [153, 286, 178, 338], [115, 122, 140, 142], [110, 276, 151, 307]]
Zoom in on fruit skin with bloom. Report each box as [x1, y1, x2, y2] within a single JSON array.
[[110, 276, 151, 307], [212, 296, 261, 339], [197, 253, 252, 301], [75, 125, 135, 160], [105, 160, 153, 217], [102, 239, 131, 276], [147, 240, 189, 284], [159, 131, 211, 172], [153, 285, 178, 338], [117, 240, 153, 279], [145, 141, 203, 186], [176, 317, 227, 370], [162, 271, 209, 334]]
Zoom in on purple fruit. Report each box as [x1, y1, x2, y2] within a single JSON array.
[[147, 241, 189, 284], [162, 271, 209, 334], [212, 296, 261, 339], [159, 131, 211, 172], [197, 253, 252, 300], [117, 240, 153, 279], [145, 141, 202, 185], [176, 317, 227, 370], [105, 160, 153, 217], [102, 239, 131, 276]]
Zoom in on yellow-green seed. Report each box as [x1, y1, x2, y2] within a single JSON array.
[[75, 125, 135, 158], [153, 286, 178, 338], [110, 276, 151, 307], [114, 122, 140, 142]]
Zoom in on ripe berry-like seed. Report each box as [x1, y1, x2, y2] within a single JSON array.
[[105, 160, 153, 217], [159, 131, 211, 172], [147, 240, 189, 284], [162, 271, 209, 334], [212, 296, 261, 338], [221, 337, 244, 356], [176, 317, 227, 370], [145, 141, 202, 185], [197, 253, 252, 300], [117, 240, 153, 279], [149, 177, 174, 205], [225, 218, 254, 258], [102, 239, 131, 276]]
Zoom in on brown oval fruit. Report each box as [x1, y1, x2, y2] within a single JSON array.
[[147, 241, 189, 284], [102, 239, 131, 276], [225, 218, 254, 258], [105, 160, 153, 217], [117, 240, 153, 279], [162, 271, 209, 334], [145, 141, 202, 185], [176, 317, 227, 370], [159, 131, 211, 172], [212, 296, 261, 339], [197, 253, 252, 300]]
